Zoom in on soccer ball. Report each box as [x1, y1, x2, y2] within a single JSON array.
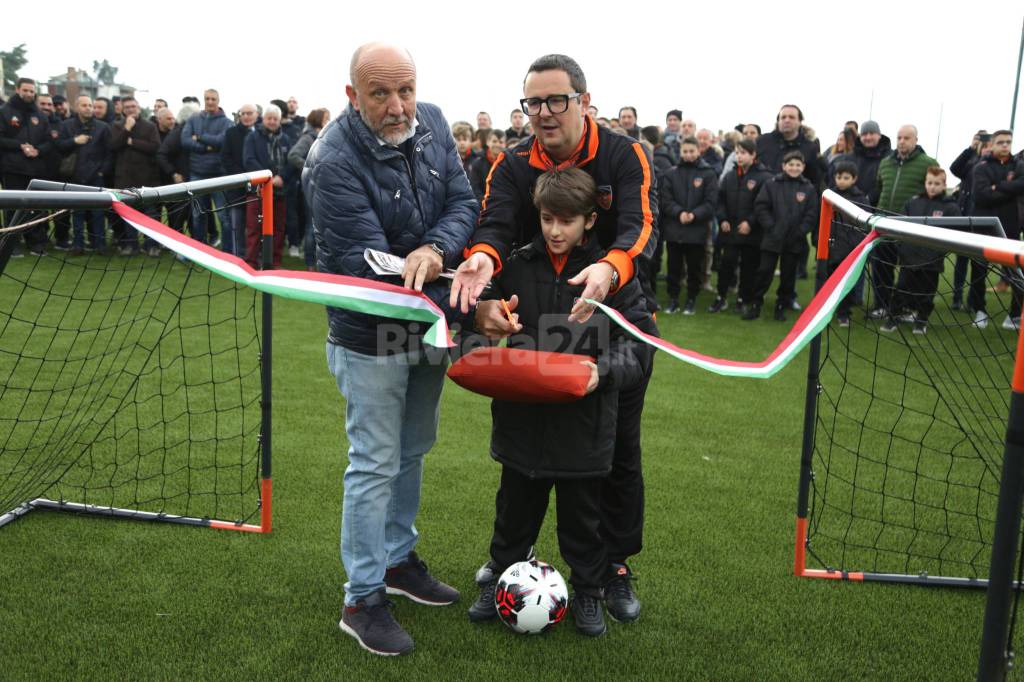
[[494, 559, 569, 634]]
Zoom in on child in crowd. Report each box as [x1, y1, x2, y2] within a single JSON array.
[[715, 138, 772, 314], [468, 129, 505, 201], [827, 161, 869, 327], [452, 122, 476, 176], [883, 166, 961, 334], [467, 168, 654, 637], [745, 150, 819, 321], [659, 136, 719, 315]]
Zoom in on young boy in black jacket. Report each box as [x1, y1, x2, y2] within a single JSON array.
[[467, 168, 655, 637], [745, 150, 819, 321], [826, 161, 870, 326], [882, 166, 961, 334], [715, 138, 772, 314], [659, 136, 719, 315]]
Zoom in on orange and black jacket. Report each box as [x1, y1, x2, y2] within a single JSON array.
[[467, 115, 658, 291]]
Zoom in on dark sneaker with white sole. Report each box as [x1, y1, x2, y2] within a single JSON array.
[[467, 560, 500, 622], [339, 590, 414, 656], [605, 563, 641, 623], [571, 591, 607, 637], [385, 551, 460, 606]]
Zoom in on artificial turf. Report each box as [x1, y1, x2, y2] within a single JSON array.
[[0, 252, 1017, 681]]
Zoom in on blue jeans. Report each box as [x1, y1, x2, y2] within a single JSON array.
[[326, 342, 447, 605], [230, 205, 247, 259], [189, 172, 226, 246], [72, 210, 106, 250]]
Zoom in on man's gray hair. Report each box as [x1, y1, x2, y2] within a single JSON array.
[[524, 54, 587, 93], [264, 104, 282, 118]]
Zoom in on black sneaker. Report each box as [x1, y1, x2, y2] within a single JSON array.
[[866, 307, 888, 320], [742, 304, 761, 321], [682, 299, 696, 316], [913, 320, 928, 335], [339, 590, 414, 656], [384, 551, 460, 606], [773, 304, 786, 322], [664, 299, 680, 314], [605, 563, 641, 623], [707, 297, 727, 313], [571, 591, 606, 637], [951, 299, 963, 312], [467, 561, 500, 622], [880, 318, 898, 333], [837, 314, 851, 328]]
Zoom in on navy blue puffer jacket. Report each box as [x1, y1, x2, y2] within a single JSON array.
[[303, 102, 478, 355]]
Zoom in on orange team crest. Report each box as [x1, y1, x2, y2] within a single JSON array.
[[596, 186, 613, 210], [795, 192, 806, 203], [10, 116, 19, 128], [693, 177, 703, 188]]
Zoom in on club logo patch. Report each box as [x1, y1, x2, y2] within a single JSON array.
[[932, 210, 944, 217], [693, 177, 703, 188], [747, 179, 757, 190], [596, 185, 613, 210], [10, 116, 19, 128], [795, 191, 806, 203]]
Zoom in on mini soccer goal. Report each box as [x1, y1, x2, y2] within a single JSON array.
[[0, 171, 275, 534], [794, 189, 1024, 680]]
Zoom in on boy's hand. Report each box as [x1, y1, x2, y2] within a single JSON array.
[[451, 251, 495, 313], [581, 360, 599, 394], [720, 220, 731, 233], [738, 221, 751, 235], [475, 296, 522, 339]]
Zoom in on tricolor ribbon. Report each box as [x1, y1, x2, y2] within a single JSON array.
[[115, 199, 881, 372], [112, 200, 453, 348]]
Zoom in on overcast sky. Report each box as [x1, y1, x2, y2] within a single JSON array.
[[11, 0, 1024, 170]]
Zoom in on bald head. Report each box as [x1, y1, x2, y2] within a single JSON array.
[[896, 124, 919, 157], [349, 42, 415, 89]]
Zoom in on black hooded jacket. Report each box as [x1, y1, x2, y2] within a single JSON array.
[[485, 234, 655, 479], [0, 96, 52, 177], [852, 134, 892, 202], [754, 173, 820, 254], [757, 128, 822, 188], [659, 157, 718, 245], [717, 161, 773, 247], [899, 192, 962, 270], [972, 153, 1024, 237]]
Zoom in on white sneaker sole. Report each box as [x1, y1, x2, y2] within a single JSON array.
[[338, 618, 410, 656], [385, 585, 458, 606]]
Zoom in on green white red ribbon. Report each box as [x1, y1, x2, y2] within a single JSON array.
[[114, 199, 881, 374], [112, 200, 453, 348]]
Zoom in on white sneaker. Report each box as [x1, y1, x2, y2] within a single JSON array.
[[974, 311, 990, 329], [288, 245, 300, 258], [1001, 315, 1020, 331]]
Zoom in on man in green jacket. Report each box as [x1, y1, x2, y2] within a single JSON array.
[[868, 124, 938, 318]]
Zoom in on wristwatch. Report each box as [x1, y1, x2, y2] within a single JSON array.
[[428, 243, 445, 261], [609, 268, 620, 290]]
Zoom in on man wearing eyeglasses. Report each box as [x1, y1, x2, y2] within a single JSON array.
[[452, 53, 658, 627]]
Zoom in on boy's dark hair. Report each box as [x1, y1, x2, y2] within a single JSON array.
[[532, 168, 597, 217], [640, 125, 661, 146], [782, 150, 805, 164], [834, 160, 858, 178], [679, 135, 699, 147], [993, 129, 1013, 139], [736, 138, 757, 155], [666, 109, 682, 121], [488, 128, 505, 141], [525, 54, 586, 93]]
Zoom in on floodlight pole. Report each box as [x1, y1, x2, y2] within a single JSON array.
[[1011, 15, 1023, 132]]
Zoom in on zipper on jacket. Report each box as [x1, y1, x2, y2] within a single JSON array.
[[888, 159, 904, 208]]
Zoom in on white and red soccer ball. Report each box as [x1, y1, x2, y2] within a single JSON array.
[[494, 559, 569, 634]]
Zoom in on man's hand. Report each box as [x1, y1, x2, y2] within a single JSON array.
[[271, 175, 284, 188], [720, 220, 731, 233], [679, 211, 694, 224], [567, 261, 614, 323], [738, 220, 751, 236], [74, 134, 90, 145], [124, 115, 136, 131], [451, 251, 495, 313], [191, 134, 199, 141], [474, 296, 521, 340], [582, 360, 599, 394], [23, 145, 38, 158], [402, 244, 443, 291]]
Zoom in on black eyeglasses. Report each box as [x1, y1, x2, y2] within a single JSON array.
[[519, 93, 581, 116]]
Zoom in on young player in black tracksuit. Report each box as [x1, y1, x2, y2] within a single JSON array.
[[883, 167, 962, 334], [715, 138, 772, 314], [826, 161, 870, 326], [468, 129, 505, 201], [659, 136, 719, 315], [467, 169, 654, 637], [745, 150, 819, 321]]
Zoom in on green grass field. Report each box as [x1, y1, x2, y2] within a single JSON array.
[[0, 250, 1019, 681]]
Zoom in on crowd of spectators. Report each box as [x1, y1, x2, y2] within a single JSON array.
[[2, 77, 1023, 329]]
